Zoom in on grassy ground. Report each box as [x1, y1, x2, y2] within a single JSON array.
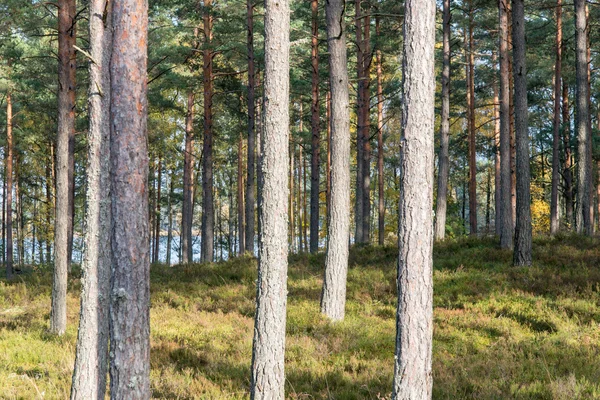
[[0, 235, 599, 399]]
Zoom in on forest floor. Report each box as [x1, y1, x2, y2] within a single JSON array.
[[0, 235, 600, 399]]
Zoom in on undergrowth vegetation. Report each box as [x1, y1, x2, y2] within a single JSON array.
[[1, 234, 599, 399]]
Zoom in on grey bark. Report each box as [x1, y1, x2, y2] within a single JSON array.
[[392, 0, 435, 396], [182, 91, 194, 263], [434, 0, 451, 241], [108, 0, 151, 396], [574, 0, 592, 235], [249, 0, 290, 396], [245, 0, 256, 254], [550, 0, 562, 235], [70, 0, 112, 396], [51, 0, 77, 336], [511, 0, 532, 266], [498, 0, 513, 249], [320, 0, 351, 321]]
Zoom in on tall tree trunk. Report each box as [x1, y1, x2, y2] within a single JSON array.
[[376, 16, 385, 246], [149, 161, 155, 262], [70, 0, 112, 395], [361, 2, 372, 243], [289, 140, 295, 251], [354, 0, 364, 245], [109, 0, 150, 396], [392, 0, 435, 395], [298, 137, 304, 252], [321, 0, 351, 321], [238, 133, 246, 254], [309, 0, 320, 253], [2, 162, 6, 267], [562, 79, 573, 227], [182, 91, 194, 263], [250, 0, 290, 394], [15, 158, 22, 266], [467, 7, 477, 235], [550, 0, 562, 235], [45, 161, 53, 263], [201, 0, 215, 262], [498, 0, 513, 248], [303, 155, 308, 249], [434, 0, 451, 241], [51, 0, 77, 336], [166, 172, 173, 265], [5, 92, 13, 279], [493, 52, 501, 236], [326, 89, 332, 225], [154, 157, 162, 263], [511, 0, 532, 266], [245, 0, 256, 255]]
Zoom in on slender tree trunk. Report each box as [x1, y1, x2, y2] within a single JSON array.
[[303, 156, 308, 249], [5, 93, 13, 279], [245, 0, 256, 255], [2, 163, 6, 267], [45, 161, 53, 263], [250, 0, 290, 394], [562, 80, 573, 227], [586, 4, 593, 231], [354, 0, 364, 245], [238, 133, 246, 254], [574, 0, 592, 234], [467, 7, 477, 235], [321, 0, 351, 321], [298, 140, 304, 252], [154, 157, 162, 263], [201, 0, 215, 262], [149, 161, 155, 262], [392, 0, 435, 395], [511, 0, 532, 266], [66, 0, 77, 273], [326, 89, 332, 224], [70, 1, 112, 395], [166, 172, 173, 265], [486, 167, 491, 232], [51, 0, 77, 336], [361, 2, 372, 243], [376, 16, 385, 246], [498, 0, 513, 248], [289, 141, 295, 251], [434, 0, 451, 241], [182, 91, 194, 263], [550, 0, 562, 235], [493, 52, 501, 236], [109, 0, 150, 396], [309, 0, 320, 253]]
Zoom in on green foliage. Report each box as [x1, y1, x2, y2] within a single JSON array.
[[1, 237, 600, 398]]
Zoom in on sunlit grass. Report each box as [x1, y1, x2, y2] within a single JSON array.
[[0, 234, 599, 399]]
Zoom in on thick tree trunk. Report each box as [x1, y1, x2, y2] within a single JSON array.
[[392, 0, 435, 396], [321, 0, 351, 321], [201, 0, 215, 262], [309, 0, 320, 253], [434, 0, 451, 241], [51, 0, 77, 336], [70, 1, 112, 396], [250, 0, 290, 395], [5, 93, 13, 279], [550, 0, 562, 235], [238, 133, 246, 254], [498, 0, 513, 249], [182, 92, 194, 263], [376, 16, 385, 246], [109, 0, 150, 396], [467, 8, 477, 236], [245, 0, 256, 254], [574, 0, 591, 235], [511, 0, 532, 266]]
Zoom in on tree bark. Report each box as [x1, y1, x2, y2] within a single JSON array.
[[201, 0, 215, 262], [498, 0, 513, 249], [250, 0, 290, 395], [238, 133, 246, 254], [166, 172, 173, 265], [5, 92, 13, 279], [154, 157, 162, 263], [309, 0, 320, 253], [376, 16, 385, 246], [574, 0, 591, 235], [467, 7, 477, 236], [326, 89, 331, 227], [245, 0, 256, 255], [434, 0, 451, 241], [511, 0, 532, 266], [182, 91, 194, 263], [550, 0, 562, 235], [354, 0, 364, 245], [493, 52, 501, 236], [392, 0, 435, 396], [562, 79, 573, 227], [109, 0, 151, 396], [70, 1, 112, 396], [361, 2, 372, 243], [321, 0, 351, 321], [51, 0, 77, 336]]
